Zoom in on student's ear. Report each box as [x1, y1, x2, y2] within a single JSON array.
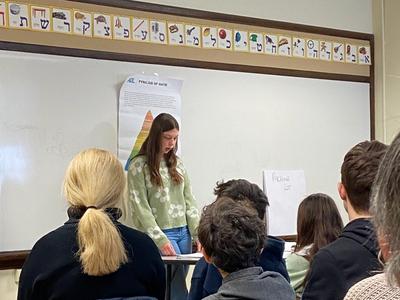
[[338, 182, 347, 201], [201, 248, 212, 264], [378, 233, 391, 262], [338, 182, 349, 211]]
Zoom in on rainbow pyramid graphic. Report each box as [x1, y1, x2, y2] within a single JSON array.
[[125, 110, 154, 170]]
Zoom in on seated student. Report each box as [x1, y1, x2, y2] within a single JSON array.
[[286, 193, 343, 299], [17, 149, 165, 300], [344, 133, 400, 300], [198, 196, 295, 300], [302, 140, 387, 300], [188, 179, 289, 300]]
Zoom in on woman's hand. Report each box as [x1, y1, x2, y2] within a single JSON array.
[[160, 242, 176, 256], [195, 240, 202, 252]]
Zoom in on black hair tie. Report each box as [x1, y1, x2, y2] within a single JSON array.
[[67, 205, 122, 221]]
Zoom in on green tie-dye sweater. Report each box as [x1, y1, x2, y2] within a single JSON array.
[[127, 155, 199, 248]]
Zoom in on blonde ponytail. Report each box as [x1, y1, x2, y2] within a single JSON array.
[[78, 208, 127, 276], [64, 149, 127, 276]]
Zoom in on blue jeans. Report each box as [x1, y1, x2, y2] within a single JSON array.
[[162, 226, 192, 300]]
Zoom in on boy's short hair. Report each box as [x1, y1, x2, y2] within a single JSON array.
[[341, 140, 387, 213], [214, 179, 269, 220], [198, 196, 266, 273]]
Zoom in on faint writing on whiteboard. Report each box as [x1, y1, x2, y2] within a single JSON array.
[[271, 172, 292, 191], [46, 131, 67, 156]]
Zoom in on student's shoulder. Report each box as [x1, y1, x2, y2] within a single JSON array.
[[176, 157, 188, 173], [310, 242, 346, 272], [34, 223, 74, 247], [193, 256, 209, 275], [286, 252, 309, 267], [27, 223, 77, 260], [129, 155, 147, 169], [176, 156, 184, 167], [202, 295, 218, 300], [261, 270, 290, 280], [317, 235, 360, 261], [260, 271, 295, 295]]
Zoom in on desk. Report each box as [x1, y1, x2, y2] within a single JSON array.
[[162, 255, 201, 300]]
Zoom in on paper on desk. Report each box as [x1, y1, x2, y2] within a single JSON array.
[[176, 252, 203, 259]]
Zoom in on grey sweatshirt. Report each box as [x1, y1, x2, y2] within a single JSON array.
[[203, 267, 295, 300]]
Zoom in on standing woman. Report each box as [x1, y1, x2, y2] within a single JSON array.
[[18, 149, 165, 300], [128, 113, 199, 300], [286, 193, 343, 299]]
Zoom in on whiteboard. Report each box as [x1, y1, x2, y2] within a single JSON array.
[[0, 50, 370, 251]]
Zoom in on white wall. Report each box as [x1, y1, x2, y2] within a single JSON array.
[[140, 0, 373, 33], [0, 1, 373, 299]]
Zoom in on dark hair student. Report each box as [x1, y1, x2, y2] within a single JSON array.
[[344, 134, 400, 299], [188, 179, 290, 300], [302, 140, 387, 300], [198, 197, 294, 300]]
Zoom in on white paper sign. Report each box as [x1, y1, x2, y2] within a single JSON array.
[[263, 170, 306, 236]]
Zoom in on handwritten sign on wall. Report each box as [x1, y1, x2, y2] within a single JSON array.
[[263, 170, 306, 236]]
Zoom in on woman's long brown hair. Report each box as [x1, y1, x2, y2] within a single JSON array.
[[137, 113, 182, 186], [295, 193, 343, 258], [296, 193, 343, 289]]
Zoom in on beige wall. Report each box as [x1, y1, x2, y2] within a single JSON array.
[[0, 270, 19, 300], [373, 0, 400, 143], [0, 1, 374, 299]]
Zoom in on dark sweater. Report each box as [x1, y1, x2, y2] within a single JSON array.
[[188, 235, 290, 300], [302, 218, 381, 300], [18, 218, 166, 300], [203, 267, 295, 300]]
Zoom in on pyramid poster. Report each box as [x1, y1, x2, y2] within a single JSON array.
[[118, 74, 182, 168], [125, 110, 153, 169]]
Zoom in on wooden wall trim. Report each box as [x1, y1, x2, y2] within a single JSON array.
[[0, 251, 29, 270], [370, 35, 375, 139], [0, 235, 296, 270], [277, 235, 297, 242]]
